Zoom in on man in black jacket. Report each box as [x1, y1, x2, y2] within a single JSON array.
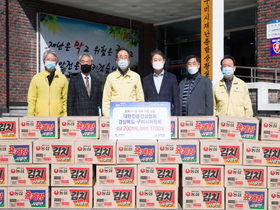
[[179, 55, 213, 116], [67, 54, 101, 116]]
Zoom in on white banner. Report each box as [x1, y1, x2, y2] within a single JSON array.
[[110, 102, 171, 140], [39, 13, 139, 82]]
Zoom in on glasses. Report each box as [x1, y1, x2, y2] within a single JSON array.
[[80, 60, 92, 64], [222, 65, 234, 67], [187, 62, 199, 66], [117, 55, 129, 60], [45, 58, 57, 62]]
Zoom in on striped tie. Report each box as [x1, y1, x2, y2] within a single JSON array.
[[85, 76, 90, 96], [182, 78, 195, 115]]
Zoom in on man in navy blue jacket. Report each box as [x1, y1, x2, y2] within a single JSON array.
[[142, 50, 180, 116]]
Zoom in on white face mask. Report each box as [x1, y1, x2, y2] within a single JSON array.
[[152, 61, 164, 70], [222, 67, 234, 78], [187, 66, 199, 75], [118, 59, 129, 70]]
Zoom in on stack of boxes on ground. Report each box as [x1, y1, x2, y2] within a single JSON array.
[[0, 115, 280, 209]]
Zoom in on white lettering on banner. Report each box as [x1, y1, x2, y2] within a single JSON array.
[[39, 13, 139, 82], [110, 102, 170, 140]]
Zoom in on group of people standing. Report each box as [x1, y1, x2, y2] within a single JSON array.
[[27, 47, 253, 118]]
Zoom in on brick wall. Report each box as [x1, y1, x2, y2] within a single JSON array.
[[249, 89, 257, 116], [0, 0, 156, 114], [0, 0, 7, 116], [256, 0, 280, 82]]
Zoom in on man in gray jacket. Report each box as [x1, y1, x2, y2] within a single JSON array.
[[179, 55, 213, 116]]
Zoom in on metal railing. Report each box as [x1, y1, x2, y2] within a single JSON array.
[[235, 66, 280, 83]]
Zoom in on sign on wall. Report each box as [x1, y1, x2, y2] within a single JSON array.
[[201, 0, 212, 80], [267, 20, 280, 39], [110, 102, 170, 140], [270, 38, 280, 55], [39, 13, 139, 81]]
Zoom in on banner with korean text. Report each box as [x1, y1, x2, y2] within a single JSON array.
[[39, 13, 139, 82], [201, 0, 212, 80], [110, 102, 170, 140]]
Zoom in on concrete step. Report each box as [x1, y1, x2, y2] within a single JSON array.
[[9, 110, 27, 113], [2, 106, 28, 117], [2, 112, 27, 117], [9, 106, 28, 111]]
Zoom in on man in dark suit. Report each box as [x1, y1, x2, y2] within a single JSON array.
[[179, 55, 213, 116], [142, 50, 180, 116], [67, 54, 101, 116]]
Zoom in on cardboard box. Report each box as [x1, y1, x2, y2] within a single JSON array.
[[99, 116, 110, 140], [74, 139, 116, 164], [224, 165, 266, 188], [182, 187, 224, 209], [8, 164, 49, 186], [267, 167, 280, 188], [258, 117, 280, 141], [51, 164, 93, 186], [137, 164, 178, 186], [33, 139, 75, 164], [242, 140, 280, 166], [200, 140, 242, 165], [182, 164, 224, 187], [225, 188, 267, 210], [170, 116, 177, 139], [19, 116, 59, 139], [0, 187, 7, 208], [0, 117, 18, 139], [218, 116, 259, 140], [117, 139, 157, 164], [60, 116, 99, 138], [136, 186, 178, 209], [94, 185, 135, 208], [268, 189, 280, 210], [158, 139, 199, 164], [0, 165, 7, 186], [51, 187, 92, 208], [0, 140, 33, 164], [178, 116, 217, 139], [8, 187, 49, 208], [96, 165, 137, 185]]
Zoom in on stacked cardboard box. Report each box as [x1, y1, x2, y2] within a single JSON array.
[[136, 164, 179, 209], [1, 115, 280, 209], [94, 164, 136, 208], [258, 117, 280, 141], [217, 115, 259, 141], [0, 118, 18, 139]]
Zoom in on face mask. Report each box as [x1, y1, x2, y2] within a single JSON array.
[[187, 66, 199, 75], [118, 59, 129, 70], [45, 61, 56, 70], [152, 61, 164, 70], [222, 67, 234, 78], [81, 64, 92, 74]]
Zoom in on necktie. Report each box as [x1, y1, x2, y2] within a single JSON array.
[[85, 76, 90, 96]]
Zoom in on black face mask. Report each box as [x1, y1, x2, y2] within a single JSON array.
[[81, 64, 92, 74]]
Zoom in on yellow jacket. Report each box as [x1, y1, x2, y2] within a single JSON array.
[[213, 76, 253, 117], [102, 69, 144, 116], [27, 70, 68, 116]]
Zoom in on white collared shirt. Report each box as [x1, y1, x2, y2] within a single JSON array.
[[153, 70, 164, 94], [81, 72, 91, 88]]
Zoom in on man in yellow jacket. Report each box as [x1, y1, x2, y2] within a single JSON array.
[[27, 49, 68, 116], [102, 47, 144, 116], [213, 55, 253, 117]]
